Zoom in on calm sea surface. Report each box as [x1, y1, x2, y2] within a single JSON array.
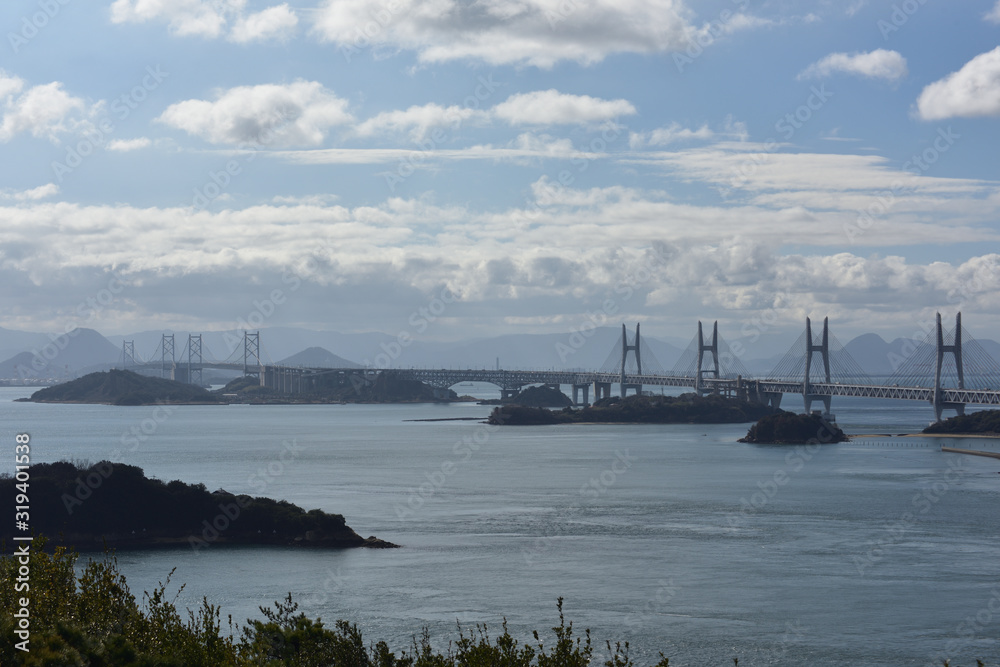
[[2, 385, 999, 666]]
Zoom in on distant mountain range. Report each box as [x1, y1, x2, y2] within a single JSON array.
[[1, 324, 998, 382], [0, 328, 121, 380]]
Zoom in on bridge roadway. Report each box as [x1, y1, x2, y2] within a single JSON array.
[[258, 366, 1000, 408]]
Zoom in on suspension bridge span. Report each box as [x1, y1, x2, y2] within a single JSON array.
[[119, 313, 1000, 422]]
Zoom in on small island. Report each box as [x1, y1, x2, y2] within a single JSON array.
[[17, 369, 463, 406], [1, 461, 397, 551], [922, 409, 1000, 436], [19, 369, 224, 406], [478, 385, 574, 408], [738, 412, 848, 444], [488, 393, 782, 425]]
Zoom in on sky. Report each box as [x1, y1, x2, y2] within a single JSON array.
[[1, 0, 999, 356]]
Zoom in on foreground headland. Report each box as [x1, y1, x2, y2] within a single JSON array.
[[1, 461, 397, 551]]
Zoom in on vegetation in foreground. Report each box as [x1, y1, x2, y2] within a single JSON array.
[[488, 393, 782, 426], [738, 412, 847, 444], [923, 409, 1000, 435], [0, 462, 396, 551], [0, 544, 670, 666]]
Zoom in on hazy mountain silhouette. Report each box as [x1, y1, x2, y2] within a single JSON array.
[[278, 347, 361, 368], [0, 328, 120, 379]]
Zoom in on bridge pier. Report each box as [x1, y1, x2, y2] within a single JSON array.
[[572, 383, 590, 407], [500, 388, 519, 401], [593, 382, 612, 402]]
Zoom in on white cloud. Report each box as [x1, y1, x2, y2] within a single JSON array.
[[111, 0, 296, 42], [846, 0, 867, 17], [229, 4, 298, 43], [0, 76, 96, 143], [492, 90, 636, 126], [0, 71, 24, 102], [157, 81, 353, 147], [107, 137, 152, 152], [986, 1, 1000, 23], [798, 49, 907, 82], [355, 103, 488, 141], [3, 195, 999, 339], [1, 184, 59, 201], [312, 0, 695, 67], [109, 0, 243, 38], [917, 47, 1000, 120], [630, 123, 713, 148]]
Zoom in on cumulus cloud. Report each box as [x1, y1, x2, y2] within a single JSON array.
[[107, 137, 152, 152], [355, 103, 489, 141], [109, 0, 241, 38], [229, 4, 298, 43], [798, 49, 907, 82], [110, 0, 297, 42], [986, 1, 1000, 23], [311, 0, 695, 67], [492, 90, 636, 126], [353, 90, 635, 141], [0, 72, 97, 143], [0, 184, 59, 201], [2, 194, 999, 337], [916, 47, 1000, 120], [157, 81, 353, 147]]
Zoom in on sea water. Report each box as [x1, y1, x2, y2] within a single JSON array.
[[2, 385, 998, 666]]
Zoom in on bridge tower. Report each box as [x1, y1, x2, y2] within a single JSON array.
[[620, 323, 643, 397], [695, 321, 719, 395], [161, 334, 175, 380], [188, 334, 203, 386], [122, 340, 136, 370], [933, 312, 965, 422], [803, 317, 832, 416], [243, 331, 261, 381]]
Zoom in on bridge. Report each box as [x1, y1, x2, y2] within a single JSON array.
[[120, 313, 1000, 422]]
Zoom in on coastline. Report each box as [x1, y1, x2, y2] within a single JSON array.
[[851, 432, 1000, 439]]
